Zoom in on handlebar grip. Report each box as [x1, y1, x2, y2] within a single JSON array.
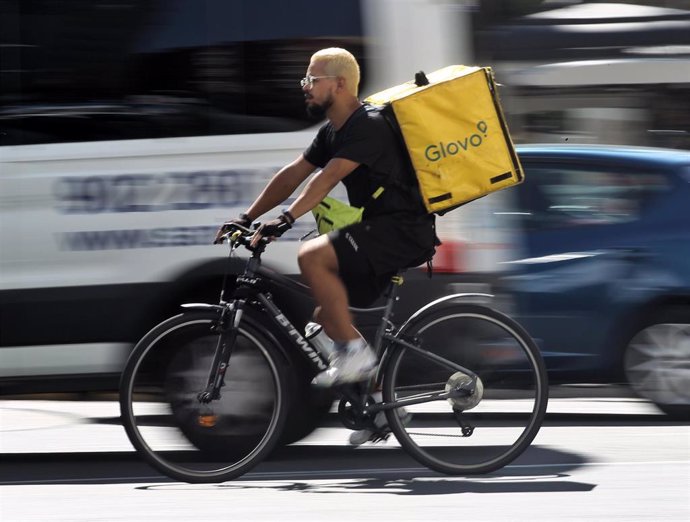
[[219, 219, 291, 250], [216, 222, 253, 245]]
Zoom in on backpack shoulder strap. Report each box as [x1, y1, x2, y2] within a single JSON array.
[[366, 103, 427, 209]]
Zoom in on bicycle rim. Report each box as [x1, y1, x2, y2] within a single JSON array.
[[383, 304, 548, 475], [120, 312, 287, 483]]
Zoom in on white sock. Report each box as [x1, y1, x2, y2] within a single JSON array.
[[334, 337, 366, 353]]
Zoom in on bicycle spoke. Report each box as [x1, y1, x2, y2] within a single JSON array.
[[391, 382, 447, 392]]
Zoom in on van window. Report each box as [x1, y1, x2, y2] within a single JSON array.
[[0, 0, 365, 146]]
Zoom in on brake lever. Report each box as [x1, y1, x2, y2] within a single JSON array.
[[300, 229, 319, 241], [218, 223, 252, 246]]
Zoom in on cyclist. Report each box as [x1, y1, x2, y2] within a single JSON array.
[[215, 47, 437, 390]]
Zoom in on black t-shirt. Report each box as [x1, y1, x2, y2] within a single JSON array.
[[303, 105, 424, 218]]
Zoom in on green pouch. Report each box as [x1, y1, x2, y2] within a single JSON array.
[[311, 187, 385, 235], [312, 197, 364, 235]]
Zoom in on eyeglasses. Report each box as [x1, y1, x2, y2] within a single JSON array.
[[300, 75, 338, 88]]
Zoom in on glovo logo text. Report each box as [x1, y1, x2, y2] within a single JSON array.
[[424, 121, 488, 162]]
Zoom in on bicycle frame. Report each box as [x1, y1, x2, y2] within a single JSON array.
[[187, 230, 491, 415]]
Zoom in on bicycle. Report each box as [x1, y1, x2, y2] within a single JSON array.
[[119, 223, 548, 483]]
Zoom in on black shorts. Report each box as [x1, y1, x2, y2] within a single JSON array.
[[329, 213, 437, 307]]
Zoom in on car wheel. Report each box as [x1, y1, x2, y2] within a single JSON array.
[[623, 307, 690, 419]]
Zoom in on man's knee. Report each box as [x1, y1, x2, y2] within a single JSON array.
[[298, 236, 338, 275]]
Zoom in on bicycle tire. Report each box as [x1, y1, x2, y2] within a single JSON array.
[[382, 303, 548, 475], [120, 310, 289, 483]]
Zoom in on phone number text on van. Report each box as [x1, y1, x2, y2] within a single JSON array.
[[53, 169, 273, 214]]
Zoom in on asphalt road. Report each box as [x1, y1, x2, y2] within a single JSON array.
[[1, 389, 688, 522]]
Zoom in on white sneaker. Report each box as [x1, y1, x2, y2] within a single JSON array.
[[311, 339, 377, 388], [349, 407, 412, 446]]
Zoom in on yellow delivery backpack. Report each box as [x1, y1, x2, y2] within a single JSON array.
[[365, 65, 523, 215]]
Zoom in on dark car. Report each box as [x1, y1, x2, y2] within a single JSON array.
[[502, 144, 690, 417]]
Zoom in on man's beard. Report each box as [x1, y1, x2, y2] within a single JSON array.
[[305, 96, 333, 120]]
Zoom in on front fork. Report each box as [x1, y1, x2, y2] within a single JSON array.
[[197, 300, 245, 404]]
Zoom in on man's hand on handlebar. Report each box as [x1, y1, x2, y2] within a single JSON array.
[[214, 210, 295, 248], [249, 214, 292, 248], [213, 213, 252, 244]]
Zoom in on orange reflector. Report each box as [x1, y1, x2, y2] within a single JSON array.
[[197, 414, 218, 427]]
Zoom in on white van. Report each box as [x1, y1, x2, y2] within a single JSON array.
[[0, 0, 511, 392]]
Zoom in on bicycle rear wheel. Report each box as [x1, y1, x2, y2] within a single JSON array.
[[120, 310, 288, 483], [382, 303, 548, 475]]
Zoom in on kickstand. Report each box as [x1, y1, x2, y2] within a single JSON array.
[[453, 408, 475, 437]]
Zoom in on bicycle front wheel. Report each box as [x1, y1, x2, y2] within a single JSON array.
[[120, 310, 288, 483], [382, 303, 548, 475]]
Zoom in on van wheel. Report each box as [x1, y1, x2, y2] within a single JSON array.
[[280, 356, 334, 445], [623, 307, 690, 419]]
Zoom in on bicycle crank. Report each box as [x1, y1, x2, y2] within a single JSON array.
[[337, 394, 377, 430]]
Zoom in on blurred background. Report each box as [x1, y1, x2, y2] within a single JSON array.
[[1, 0, 689, 148], [0, 0, 689, 422]]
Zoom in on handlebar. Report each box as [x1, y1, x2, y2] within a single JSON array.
[[218, 221, 291, 253]]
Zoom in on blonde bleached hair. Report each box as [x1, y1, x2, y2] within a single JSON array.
[[311, 47, 360, 97]]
